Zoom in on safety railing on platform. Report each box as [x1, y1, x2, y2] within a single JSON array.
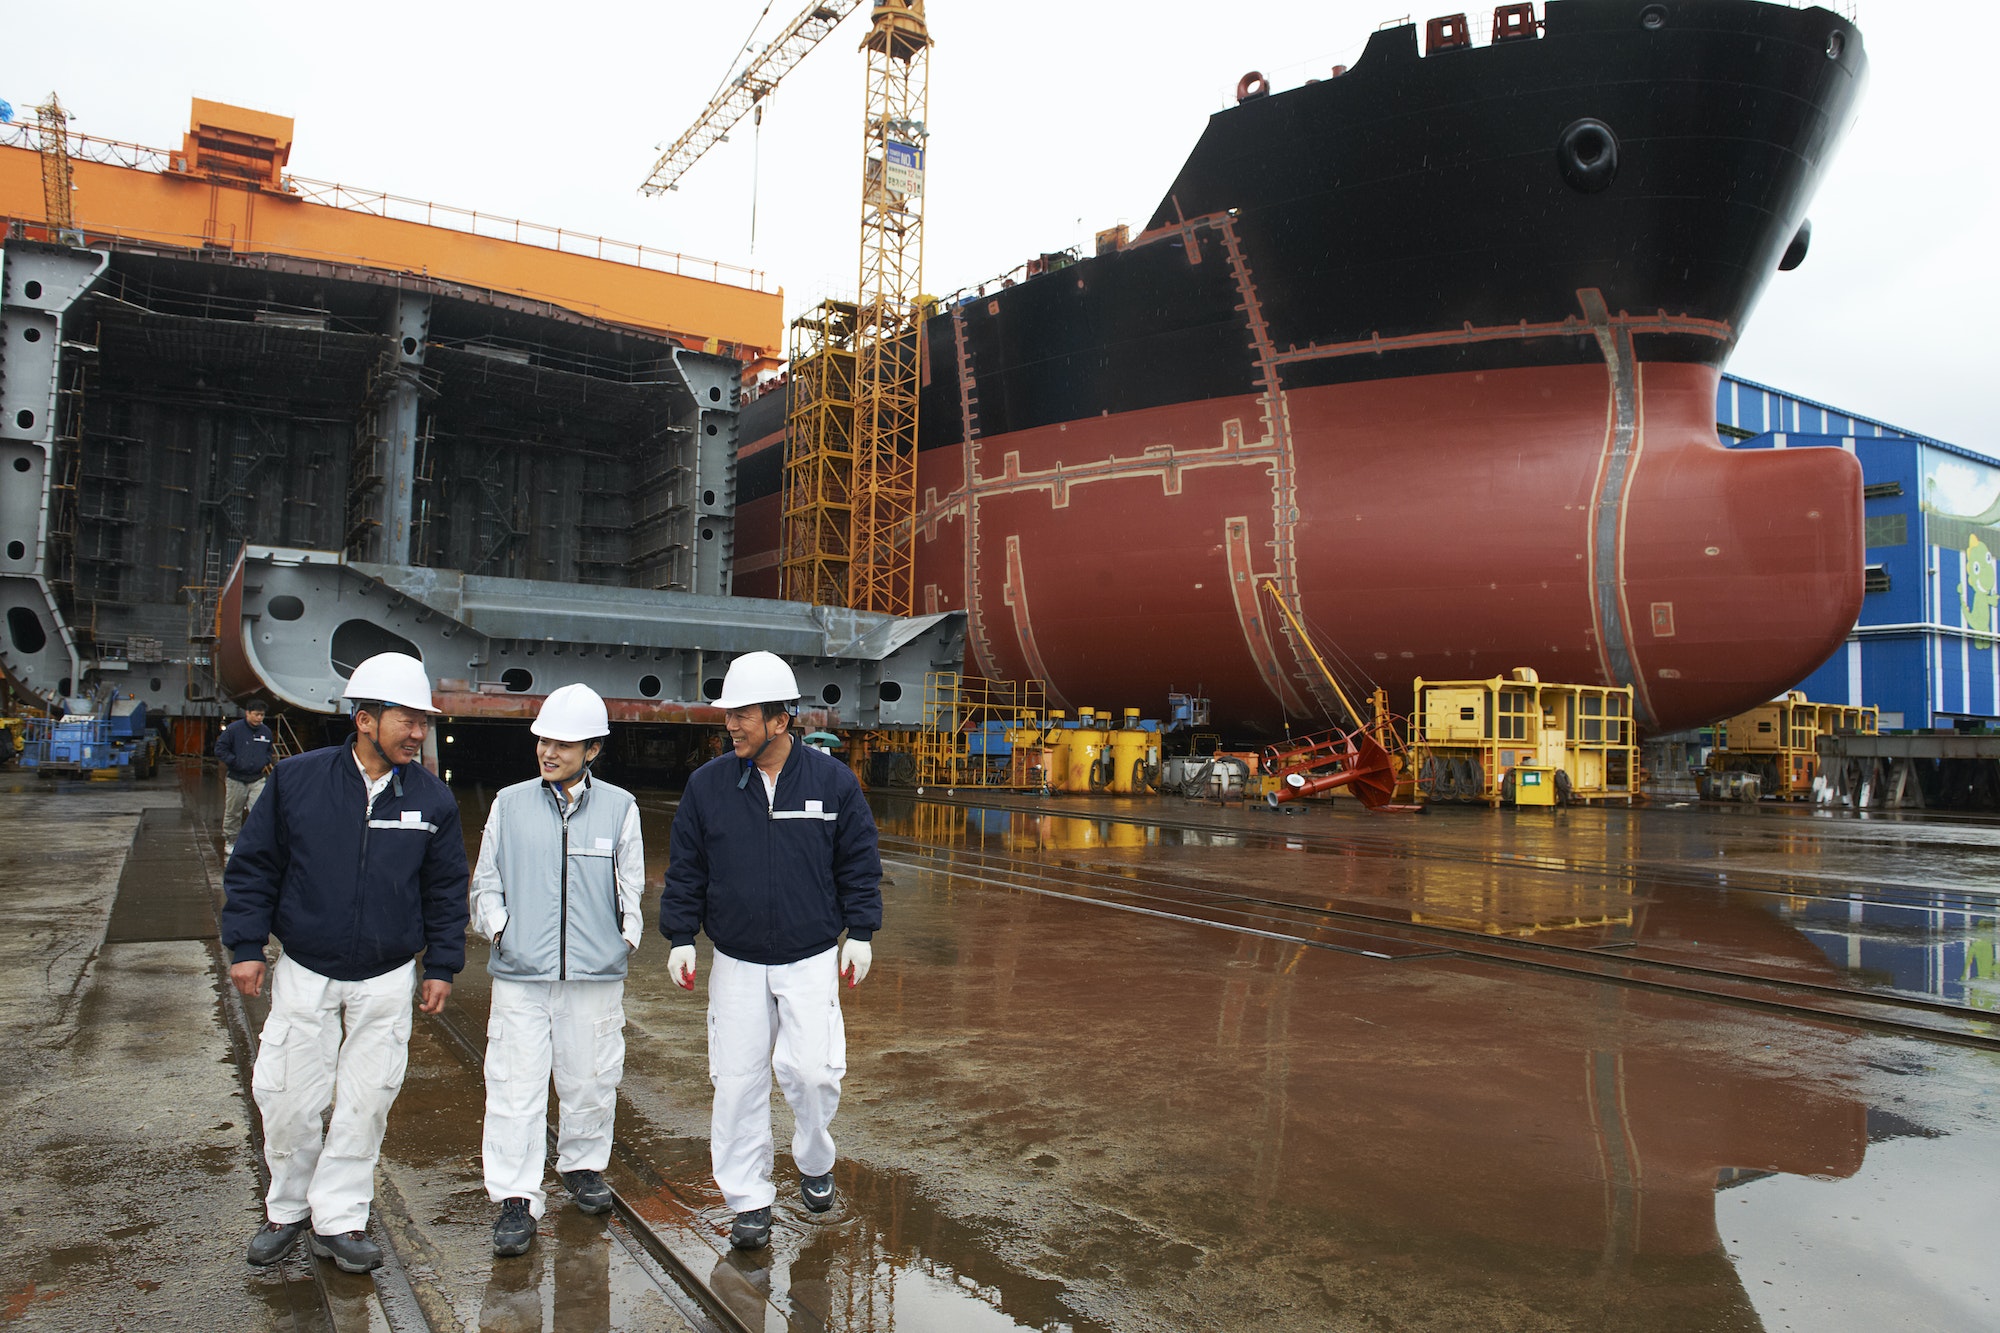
[[0, 123, 768, 291], [916, 672, 1049, 789]]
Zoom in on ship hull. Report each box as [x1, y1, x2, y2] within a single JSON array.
[[737, 1, 1869, 736]]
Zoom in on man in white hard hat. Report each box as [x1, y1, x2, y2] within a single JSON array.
[[222, 652, 470, 1275], [660, 650, 881, 1251], [471, 683, 645, 1258]]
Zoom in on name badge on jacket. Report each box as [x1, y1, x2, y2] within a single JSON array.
[[806, 800, 824, 814], [401, 809, 423, 824]]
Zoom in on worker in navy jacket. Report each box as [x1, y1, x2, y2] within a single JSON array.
[[221, 653, 469, 1276], [215, 698, 275, 853], [659, 651, 880, 1251]]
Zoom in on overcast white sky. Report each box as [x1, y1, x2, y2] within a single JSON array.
[[4, 1, 1989, 446]]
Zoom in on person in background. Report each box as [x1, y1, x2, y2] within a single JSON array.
[[216, 697, 275, 855], [222, 652, 468, 1275], [659, 650, 880, 1251], [471, 684, 645, 1258]]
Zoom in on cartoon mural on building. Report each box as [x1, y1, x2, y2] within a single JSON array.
[[1923, 451, 2000, 638]]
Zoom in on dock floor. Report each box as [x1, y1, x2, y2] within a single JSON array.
[[2, 768, 1995, 1331]]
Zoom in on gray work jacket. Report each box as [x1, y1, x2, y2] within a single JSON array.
[[471, 772, 643, 983]]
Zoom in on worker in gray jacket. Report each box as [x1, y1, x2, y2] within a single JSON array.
[[470, 684, 645, 1257]]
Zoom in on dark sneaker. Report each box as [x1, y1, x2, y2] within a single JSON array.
[[492, 1198, 535, 1257], [800, 1171, 835, 1214], [245, 1218, 307, 1266], [562, 1169, 614, 1215], [308, 1229, 383, 1274], [729, 1205, 773, 1251]]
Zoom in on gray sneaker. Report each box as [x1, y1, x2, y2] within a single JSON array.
[[800, 1171, 835, 1214], [308, 1229, 383, 1274], [245, 1218, 307, 1266], [562, 1169, 614, 1215], [729, 1205, 772, 1250], [492, 1198, 535, 1257]]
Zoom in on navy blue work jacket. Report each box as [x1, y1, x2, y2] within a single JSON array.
[[221, 739, 470, 983], [660, 737, 880, 966], [215, 718, 275, 782]]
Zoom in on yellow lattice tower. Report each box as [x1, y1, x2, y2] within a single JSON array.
[[781, 299, 859, 606], [34, 93, 78, 240], [848, 0, 930, 616]]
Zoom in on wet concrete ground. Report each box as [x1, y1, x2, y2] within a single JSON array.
[[2, 768, 1996, 1331]]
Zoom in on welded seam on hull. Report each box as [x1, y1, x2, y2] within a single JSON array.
[[1268, 309, 1732, 367], [1001, 536, 1068, 709], [952, 307, 1002, 682], [1580, 288, 1656, 728], [1214, 217, 1312, 717], [907, 310, 1732, 531], [1227, 518, 1309, 716]]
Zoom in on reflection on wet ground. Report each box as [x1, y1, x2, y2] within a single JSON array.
[[9, 771, 1997, 1330], [859, 796, 2000, 1012], [440, 785, 2000, 1331]]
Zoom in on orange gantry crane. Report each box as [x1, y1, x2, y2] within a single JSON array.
[[642, 0, 931, 616]]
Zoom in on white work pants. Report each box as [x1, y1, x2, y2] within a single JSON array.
[[482, 977, 627, 1218], [254, 954, 415, 1234], [707, 946, 846, 1213]]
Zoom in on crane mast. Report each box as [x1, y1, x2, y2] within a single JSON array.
[[641, 1, 930, 615], [34, 94, 79, 242], [845, 0, 929, 615]]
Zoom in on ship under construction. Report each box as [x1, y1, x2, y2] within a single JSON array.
[[0, 95, 963, 748]]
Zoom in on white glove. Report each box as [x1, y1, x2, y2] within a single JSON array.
[[669, 944, 697, 990], [621, 913, 642, 951], [840, 938, 872, 987]]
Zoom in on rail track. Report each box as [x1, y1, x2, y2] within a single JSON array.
[[875, 808, 2000, 1051]]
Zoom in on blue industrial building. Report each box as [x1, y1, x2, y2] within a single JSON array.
[[1721, 374, 1997, 731]]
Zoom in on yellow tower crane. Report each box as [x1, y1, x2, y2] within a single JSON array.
[[34, 93, 81, 243], [844, 0, 930, 617], [640, 1, 930, 615]]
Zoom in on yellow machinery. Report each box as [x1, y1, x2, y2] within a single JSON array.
[[0, 715, 27, 766], [1706, 692, 1880, 801], [1107, 709, 1159, 794], [1062, 709, 1111, 793], [915, 671, 1048, 789], [1411, 669, 1638, 806]]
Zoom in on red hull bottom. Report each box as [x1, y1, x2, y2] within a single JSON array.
[[737, 361, 1862, 736]]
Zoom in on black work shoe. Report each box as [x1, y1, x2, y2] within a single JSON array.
[[245, 1218, 307, 1266], [562, 1169, 614, 1215], [800, 1171, 835, 1214], [729, 1205, 773, 1250], [492, 1198, 535, 1257], [308, 1229, 383, 1274]]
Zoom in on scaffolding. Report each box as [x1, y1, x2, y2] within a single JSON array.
[[847, 1, 930, 617], [780, 299, 859, 607], [916, 671, 1049, 789]]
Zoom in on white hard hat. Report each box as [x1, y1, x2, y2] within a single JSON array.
[[714, 650, 800, 709], [532, 683, 610, 742], [341, 652, 440, 714]]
